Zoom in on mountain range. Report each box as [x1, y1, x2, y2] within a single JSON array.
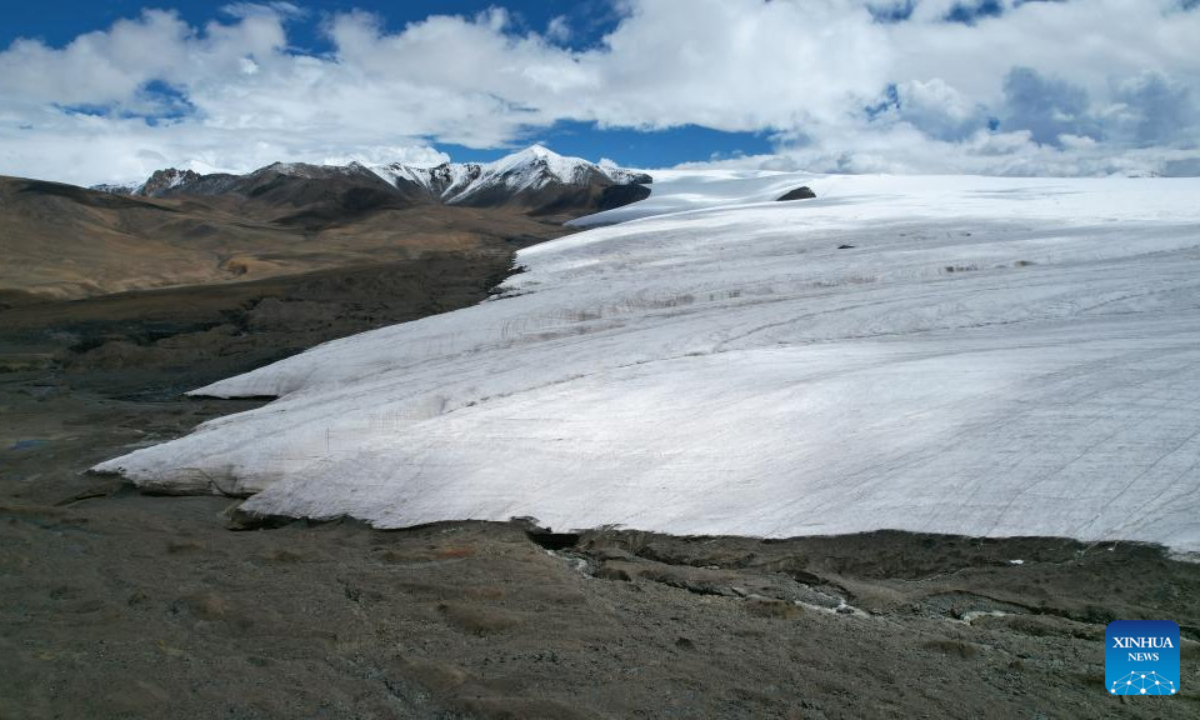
[[2, 147, 653, 301], [95, 146, 653, 223]]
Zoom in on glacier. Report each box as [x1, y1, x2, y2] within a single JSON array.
[[94, 173, 1200, 555]]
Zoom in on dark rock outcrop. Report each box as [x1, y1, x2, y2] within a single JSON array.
[[596, 183, 652, 211], [140, 168, 203, 197], [776, 186, 816, 201]]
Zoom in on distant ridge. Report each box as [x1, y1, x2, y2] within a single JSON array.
[[94, 146, 653, 219]]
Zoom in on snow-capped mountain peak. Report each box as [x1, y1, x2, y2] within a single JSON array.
[[90, 180, 143, 195], [488, 144, 583, 180], [445, 145, 651, 205], [259, 161, 376, 180], [366, 145, 650, 207], [124, 168, 202, 196], [370, 160, 483, 200], [93, 146, 652, 216]]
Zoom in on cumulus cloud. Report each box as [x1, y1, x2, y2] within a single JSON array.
[[1002, 67, 1099, 146], [1110, 72, 1198, 147], [885, 79, 989, 141], [545, 16, 572, 44], [0, 0, 1197, 184]]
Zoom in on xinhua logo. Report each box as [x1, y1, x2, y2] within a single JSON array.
[[1105, 620, 1180, 696]]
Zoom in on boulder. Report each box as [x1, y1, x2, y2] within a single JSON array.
[[776, 186, 816, 201]]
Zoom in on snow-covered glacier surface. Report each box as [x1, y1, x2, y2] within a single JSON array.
[[566, 168, 816, 227], [95, 174, 1200, 554]]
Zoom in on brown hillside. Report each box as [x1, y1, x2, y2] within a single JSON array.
[[0, 176, 567, 302]]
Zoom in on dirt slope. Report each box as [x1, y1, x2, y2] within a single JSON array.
[[0, 176, 566, 301]]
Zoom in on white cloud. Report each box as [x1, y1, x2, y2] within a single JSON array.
[[888, 78, 988, 141], [0, 0, 1198, 184], [221, 3, 306, 20], [0, 11, 190, 111], [545, 15, 571, 43]]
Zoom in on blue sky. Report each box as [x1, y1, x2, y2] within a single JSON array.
[[0, 0, 1038, 49], [447, 122, 773, 167], [1, 1, 622, 52], [1, 1, 1197, 184]]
